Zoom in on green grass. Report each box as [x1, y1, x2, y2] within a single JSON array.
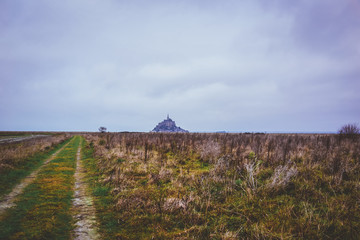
[[0, 137, 71, 198], [81, 139, 119, 239], [0, 136, 80, 240]]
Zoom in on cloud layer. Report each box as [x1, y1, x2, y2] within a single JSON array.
[[1, 0, 359, 132]]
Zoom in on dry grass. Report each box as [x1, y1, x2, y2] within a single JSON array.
[[0, 133, 70, 173], [0, 133, 72, 198], [83, 132, 360, 239]]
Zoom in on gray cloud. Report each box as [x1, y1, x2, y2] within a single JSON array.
[[1, 0, 359, 132]]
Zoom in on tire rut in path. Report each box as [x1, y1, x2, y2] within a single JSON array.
[[72, 142, 100, 240], [0, 141, 71, 216]]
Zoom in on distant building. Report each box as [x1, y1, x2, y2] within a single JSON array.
[[152, 115, 189, 133]]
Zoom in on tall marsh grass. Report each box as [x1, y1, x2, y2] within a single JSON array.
[[83, 132, 360, 239]]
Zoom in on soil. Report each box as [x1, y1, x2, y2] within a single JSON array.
[[71, 143, 100, 240]]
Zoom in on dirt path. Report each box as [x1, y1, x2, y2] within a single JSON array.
[[0, 135, 48, 144], [0, 141, 70, 217], [72, 142, 100, 240]]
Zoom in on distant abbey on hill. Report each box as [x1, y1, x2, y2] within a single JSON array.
[[152, 115, 189, 133]]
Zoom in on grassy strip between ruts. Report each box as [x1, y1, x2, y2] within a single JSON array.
[[0, 137, 71, 198], [81, 139, 119, 239], [0, 136, 80, 240]]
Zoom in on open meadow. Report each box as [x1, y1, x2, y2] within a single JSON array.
[[82, 132, 360, 239], [0, 132, 359, 239], [2, 1, 359, 239]]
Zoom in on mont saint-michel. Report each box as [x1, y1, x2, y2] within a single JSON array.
[[152, 115, 188, 133]]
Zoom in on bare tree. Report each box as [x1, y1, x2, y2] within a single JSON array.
[[99, 126, 107, 133], [338, 123, 360, 140]]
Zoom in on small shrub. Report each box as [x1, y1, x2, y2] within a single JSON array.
[[338, 123, 360, 140], [268, 160, 298, 189]]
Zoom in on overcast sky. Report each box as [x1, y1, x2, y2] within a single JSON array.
[[1, 0, 359, 132]]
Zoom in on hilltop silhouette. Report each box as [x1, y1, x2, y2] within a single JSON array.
[[152, 115, 188, 133]]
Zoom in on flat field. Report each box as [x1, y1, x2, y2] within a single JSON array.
[[83, 132, 360, 239], [0, 132, 359, 239], [0, 131, 55, 144]]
